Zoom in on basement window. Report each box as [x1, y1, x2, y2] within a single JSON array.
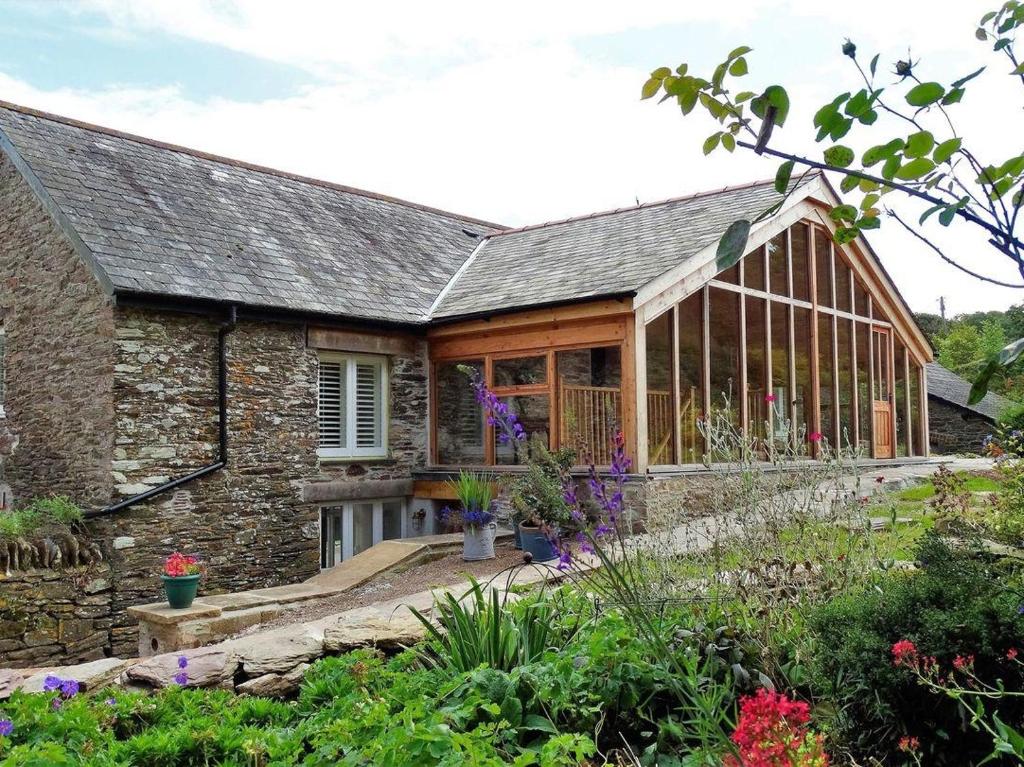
[[320, 498, 406, 566], [317, 353, 388, 458]]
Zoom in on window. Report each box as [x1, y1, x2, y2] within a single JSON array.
[[321, 498, 406, 566], [318, 353, 388, 458], [708, 287, 742, 425], [558, 346, 622, 464], [768, 233, 789, 297], [645, 310, 675, 464], [435, 360, 485, 464]]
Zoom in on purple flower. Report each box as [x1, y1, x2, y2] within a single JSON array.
[[105, 697, 117, 706], [556, 549, 573, 571], [177, 655, 188, 669], [460, 365, 527, 447], [42, 675, 61, 693], [173, 671, 188, 686], [59, 679, 79, 698], [0, 719, 12, 737]]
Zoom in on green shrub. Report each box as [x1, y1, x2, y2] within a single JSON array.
[[989, 460, 1024, 546], [507, 438, 576, 527], [810, 534, 1024, 765], [0, 496, 83, 540]]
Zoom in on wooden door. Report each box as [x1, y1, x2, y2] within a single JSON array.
[[871, 327, 894, 458]]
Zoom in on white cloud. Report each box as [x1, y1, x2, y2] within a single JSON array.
[[4, 0, 1022, 315]]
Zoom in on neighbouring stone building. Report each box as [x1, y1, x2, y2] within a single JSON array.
[[926, 362, 1010, 455], [0, 101, 935, 666]]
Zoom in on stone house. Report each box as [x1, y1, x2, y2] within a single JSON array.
[[926, 361, 1010, 454], [0, 102, 934, 665]]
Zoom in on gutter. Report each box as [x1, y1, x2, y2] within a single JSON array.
[[85, 306, 238, 519]]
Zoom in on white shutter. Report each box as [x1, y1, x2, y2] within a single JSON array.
[[354, 362, 382, 449], [318, 360, 346, 448]]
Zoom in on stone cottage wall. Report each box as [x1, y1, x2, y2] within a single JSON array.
[[0, 561, 112, 668], [0, 152, 116, 507], [928, 398, 993, 455]]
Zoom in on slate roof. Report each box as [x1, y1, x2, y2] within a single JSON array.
[[926, 362, 1012, 422], [429, 179, 797, 320], [0, 103, 501, 325]]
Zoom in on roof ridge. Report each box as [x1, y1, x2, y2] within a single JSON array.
[[0, 99, 507, 232], [491, 174, 816, 238]]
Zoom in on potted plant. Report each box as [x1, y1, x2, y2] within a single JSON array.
[[446, 471, 498, 561], [161, 551, 203, 609], [508, 438, 577, 562]]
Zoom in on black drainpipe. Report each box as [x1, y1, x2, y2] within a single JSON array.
[[85, 305, 238, 520]]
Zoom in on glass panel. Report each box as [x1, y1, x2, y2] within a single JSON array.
[[746, 297, 769, 449], [818, 315, 836, 448], [495, 395, 550, 465], [354, 362, 382, 448], [835, 256, 852, 313], [791, 223, 811, 302], [718, 262, 740, 284], [321, 508, 344, 568], [708, 288, 742, 426], [493, 355, 546, 387], [854, 278, 869, 317], [646, 311, 675, 464], [815, 229, 833, 308], [678, 292, 704, 463], [837, 319, 855, 450], [558, 347, 622, 464], [793, 307, 814, 452], [873, 330, 890, 402], [743, 248, 766, 292], [351, 502, 374, 557], [770, 302, 791, 451], [856, 322, 872, 451], [768, 233, 788, 297], [909, 363, 924, 456], [383, 500, 404, 540], [318, 360, 346, 449], [436, 360, 485, 464], [894, 342, 908, 457]]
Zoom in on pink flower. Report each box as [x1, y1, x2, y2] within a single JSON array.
[[953, 654, 975, 672], [724, 688, 828, 767], [1008, 648, 1019, 661], [899, 736, 920, 753], [765, 393, 777, 403], [164, 552, 201, 577], [809, 432, 822, 443], [892, 639, 919, 668]]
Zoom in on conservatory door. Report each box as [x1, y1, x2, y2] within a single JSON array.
[[871, 327, 894, 459]]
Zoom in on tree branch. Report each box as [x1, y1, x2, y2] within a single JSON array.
[[888, 209, 1024, 288], [736, 139, 1024, 254]]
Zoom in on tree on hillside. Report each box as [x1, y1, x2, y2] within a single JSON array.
[[643, 2, 1024, 402]]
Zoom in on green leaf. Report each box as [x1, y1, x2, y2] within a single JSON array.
[[933, 138, 962, 163], [919, 202, 945, 224], [856, 216, 881, 230], [840, 175, 859, 193], [774, 160, 794, 193], [976, 27, 988, 40], [938, 206, 957, 226], [835, 226, 860, 244], [650, 66, 672, 79], [861, 193, 880, 210], [942, 87, 965, 105], [823, 145, 855, 168], [735, 90, 755, 102], [895, 157, 936, 180], [905, 81, 945, 107], [729, 57, 748, 76], [952, 66, 986, 88], [728, 45, 753, 60], [870, 54, 880, 77], [882, 154, 901, 180], [703, 132, 721, 155], [905, 131, 935, 159], [641, 77, 661, 100], [716, 220, 751, 272], [829, 204, 858, 223], [721, 133, 736, 152]]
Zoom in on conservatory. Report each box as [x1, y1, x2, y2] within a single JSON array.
[[425, 174, 932, 475]]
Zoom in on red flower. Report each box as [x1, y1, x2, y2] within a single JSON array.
[[953, 654, 975, 672], [898, 736, 920, 753], [164, 551, 201, 577], [725, 688, 828, 767], [1008, 648, 1019, 661], [808, 432, 822, 443], [892, 639, 919, 668], [765, 393, 777, 403]]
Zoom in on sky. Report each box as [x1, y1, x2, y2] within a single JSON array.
[[0, 0, 1019, 316]]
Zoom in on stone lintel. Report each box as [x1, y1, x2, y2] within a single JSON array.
[[127, 601, 222, 626], [307, 326, 420, 357], [302, 478, 414, 503]]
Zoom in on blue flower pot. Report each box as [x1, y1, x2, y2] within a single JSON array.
[[518, 524, 557, 562]]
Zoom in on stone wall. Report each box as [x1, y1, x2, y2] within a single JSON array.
[[928, 397, 993, 455], [0, 561, 113, 668], [0, 152, 116, 508]]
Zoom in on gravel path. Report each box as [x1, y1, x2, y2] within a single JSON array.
[[231, 542, 528, 637]]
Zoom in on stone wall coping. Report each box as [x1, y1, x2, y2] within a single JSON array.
[[127, 601, 222, 625], [302, 477, 414, 503]]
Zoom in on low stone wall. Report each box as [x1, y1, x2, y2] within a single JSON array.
[[0, 562, 113, 668], [928, 398, 993, 455]]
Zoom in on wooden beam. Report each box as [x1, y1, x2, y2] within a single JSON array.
[[308, 326, 420, 356], [429, 317, 627, 360], [621, 314, 640, 470], [428, 298, 633, 338]]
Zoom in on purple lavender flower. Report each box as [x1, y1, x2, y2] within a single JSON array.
[[459, 365, 526, 447], [177, 655, 188, 670], [42, 675, 61, 693], [462, 508, 495, 528], [0, 719, 12, 737], [173, 671, 188, 686], [59, 679, 79, 698]]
